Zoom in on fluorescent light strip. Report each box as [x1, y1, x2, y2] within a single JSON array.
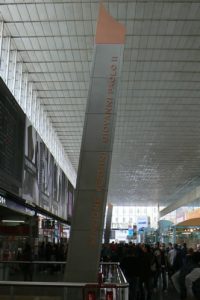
[[2, 220, 25, 223]]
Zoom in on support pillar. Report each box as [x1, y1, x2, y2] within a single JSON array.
[[0, 21, 4, 57], [104, 203, 113, 244], [0, 36, 10, 81], [64, 3, 125, 283], [173, 226, 176, 244]]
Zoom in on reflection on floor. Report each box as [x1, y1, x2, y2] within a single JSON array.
[[0, 273, 181, 300], [152, 282, 180, 300]]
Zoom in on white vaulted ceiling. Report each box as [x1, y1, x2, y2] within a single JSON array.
[[1, 0, 200, 207]]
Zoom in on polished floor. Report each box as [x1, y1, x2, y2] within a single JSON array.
[[152, 289, 179, 300], [152, 281, 180, 300]]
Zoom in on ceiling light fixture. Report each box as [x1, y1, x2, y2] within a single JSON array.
[[2, 220, 25, 223]]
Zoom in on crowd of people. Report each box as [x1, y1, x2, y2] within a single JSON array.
[[1, 238, 200, 300], [14, 241, 68, 280], [100, 241, 200, 300]]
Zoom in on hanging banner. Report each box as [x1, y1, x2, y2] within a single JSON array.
[[65, 3, 125, 283]]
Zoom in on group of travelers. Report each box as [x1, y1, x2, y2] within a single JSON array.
[[100, 241, 200, 300], [37, 241, 67, 262], [15, 240, 68, 262], [15, 240, 67, 280]]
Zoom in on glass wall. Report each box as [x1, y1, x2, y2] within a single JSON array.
[[159, 198, 200, 248], [111, 206, 159, 229], [160, 198, 200, 225]]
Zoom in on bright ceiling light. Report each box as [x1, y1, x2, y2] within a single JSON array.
[[2, 220, 25, 223]]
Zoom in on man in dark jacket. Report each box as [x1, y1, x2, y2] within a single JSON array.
[[139, 244, 154, 300], [121, 245, 141, 300]]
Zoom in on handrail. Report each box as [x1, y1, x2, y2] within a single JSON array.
[[0, 261, 128, 285], [0, 260, 66, 264], [0, 263, 129, 300], [0, 280, 129, 288], [0, 261, 120, 265], [100, 262, 120, 265]]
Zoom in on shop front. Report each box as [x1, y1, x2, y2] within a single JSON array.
[[174, 218, 200, 249]]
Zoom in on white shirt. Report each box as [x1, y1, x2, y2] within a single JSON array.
[[168, 248, 176, 266]]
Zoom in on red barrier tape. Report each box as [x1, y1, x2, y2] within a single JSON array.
[[106, 291, 113, 300], [87, 291, 96, 300], [98, 272, 103, 284]]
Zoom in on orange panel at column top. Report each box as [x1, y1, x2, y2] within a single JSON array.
[[95, 3, 126, 45]]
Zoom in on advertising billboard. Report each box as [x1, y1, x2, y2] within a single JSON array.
[[67, 182, 74, 221], [0, 77, 25, 196], [23, 117, 72, 221], [39, 141, 54, 210], [22, 118, 40, 205], [137, 216, 150, 230], [0, 76, 74, 221]]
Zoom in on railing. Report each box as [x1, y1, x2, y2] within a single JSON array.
[[99, 262, 127, 284], [0, 262, 129, 300], [0, 260, 66, 282], [0, 261, 126, 283], [0, 281, 129, 300]]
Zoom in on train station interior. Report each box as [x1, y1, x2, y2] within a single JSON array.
[[0, 1, 200, 299]]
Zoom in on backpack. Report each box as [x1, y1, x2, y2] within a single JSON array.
[[192, 277, 200, 299]]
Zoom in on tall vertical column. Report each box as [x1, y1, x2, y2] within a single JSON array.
[[173, 226, 176, 244], [65, 3, 125, 282], [104, 203, 113, 244]]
